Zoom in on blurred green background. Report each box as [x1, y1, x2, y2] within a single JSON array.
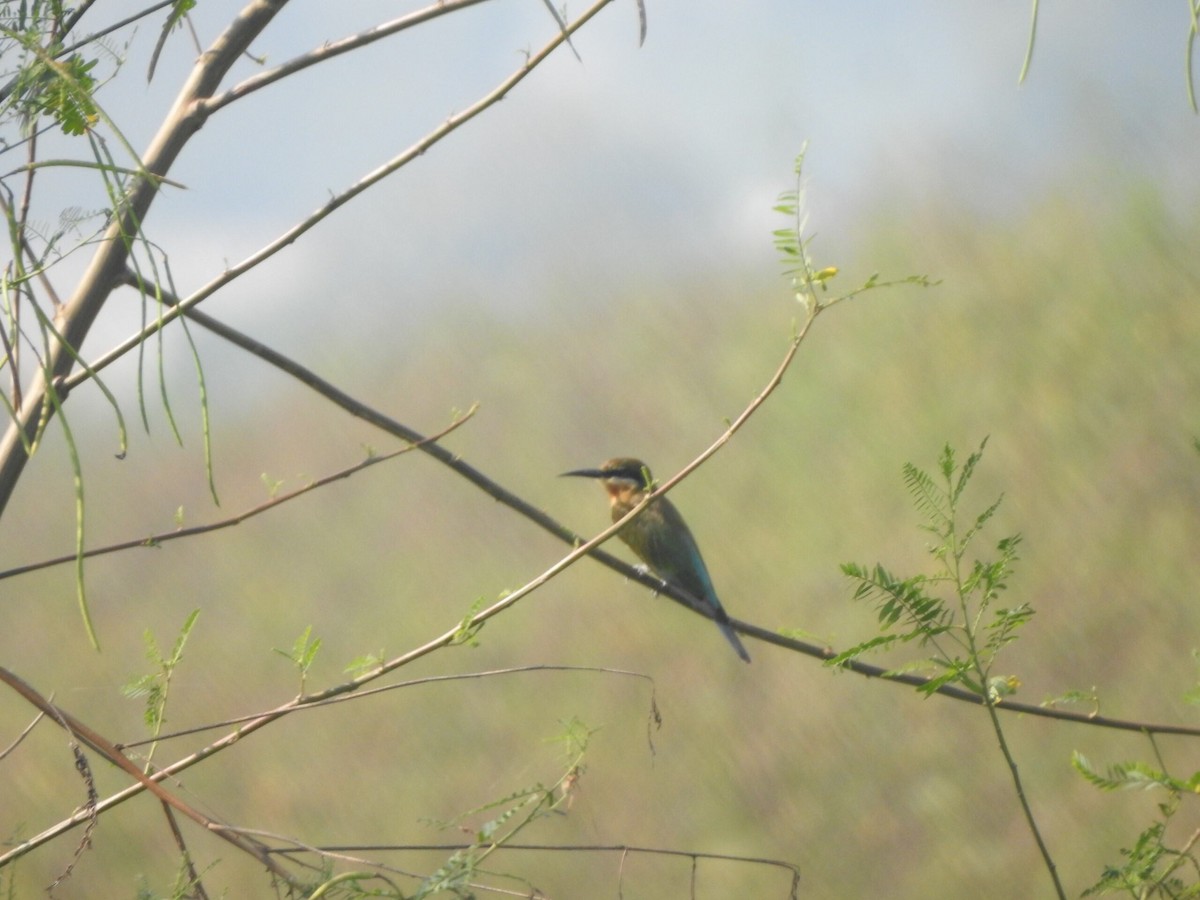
[[3, 1, 1200, 895], [2, 176, 1198, 897]]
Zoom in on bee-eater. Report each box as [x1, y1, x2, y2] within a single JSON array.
[[562, 457, 751, 663]]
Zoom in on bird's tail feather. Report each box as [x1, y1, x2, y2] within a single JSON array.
[[716, 616, 751, 664]]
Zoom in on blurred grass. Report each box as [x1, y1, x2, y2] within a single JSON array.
[[1, 181, 1198, 898]]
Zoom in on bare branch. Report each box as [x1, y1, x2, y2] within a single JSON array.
[[269, 841, 801, 896], [118, 665, 655, 748], [0, 0, 292, 516], [160, 802, 211, 900], [0, 401, 477, 581], [95, 275, 1200, 742], [7, 271, 1197, 872], [0, 665, 298, 883], [108, 272, 750, 629], [0, 708, 46, 760], [203, 0, 497, 113], [0, 463, 715, 867], [62, 0, 624, 393]]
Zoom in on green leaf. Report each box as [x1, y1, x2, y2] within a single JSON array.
[[823, 634, 900, 667], [344, 652, 384, 676], [121, 673, 157, 700], [167, 608, 200, 665], [960, 494, 1005, 551], [937, 442, 956, 481], [902, 461, 949, 525], [261, 472, 284, 497], [545, 716, 597, 759], [952, 436, 990, 504], [452, 597, 487, 647], [916, 667, 969, 696], [275, 625, 321, 672], [1072, 752, 1184, 793]]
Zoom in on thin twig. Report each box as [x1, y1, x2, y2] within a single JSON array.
[[118, 665, 654, 748], [981, 689, 1065, 898], [0, 0, 292, 517], [226, 824, 549, 899], [0, 403, 477, 581], [0, 666, 298, 883], [41, 702, 97, 894], [160, 802, 211, 900], [268, 842, 802, 893], [62, 0, 623, 393], [0, 448, 751, 866], [0, 708, 45, 760], [9, 275, 1197, 878], [201, 0, 497, 113], [108, 276, 1200, 740]]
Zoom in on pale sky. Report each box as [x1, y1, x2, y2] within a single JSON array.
[[19, 2, 1200, 348]]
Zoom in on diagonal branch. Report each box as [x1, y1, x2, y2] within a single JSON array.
[[6, 280, 1200, 871], [0, 485, 692, 867], [0, 401, 477, 581], [0, 0, 291, 517], [118, 665, 657, 749], [0, 666, 298, 883], [202, 0, 499, 113], [62, 0, 624, 395], [108, 276, 1200, 740], [108, 273, 658, 601]]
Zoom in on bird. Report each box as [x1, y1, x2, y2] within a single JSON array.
[[562, 457, 751, 663]]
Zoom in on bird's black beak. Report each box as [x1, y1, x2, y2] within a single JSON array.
[[561, 467, 607, 479]]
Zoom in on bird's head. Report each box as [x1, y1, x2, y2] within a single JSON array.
[[561, 457, 654, 501]]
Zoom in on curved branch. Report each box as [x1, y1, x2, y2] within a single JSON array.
[[8, 269, 1197, 871], [103, 277, 1200, 741]]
